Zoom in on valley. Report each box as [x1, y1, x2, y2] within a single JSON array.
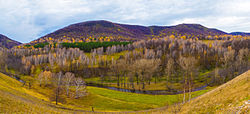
[[0, 20, 249, 113]]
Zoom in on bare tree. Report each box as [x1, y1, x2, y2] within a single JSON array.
[[179, 56, 197, 103], [237, 48, 249, 73], [115, 59, 128, 88], [165, 58, 174, 89], [74, 77, 86, 99], [53, 71, 64, 105], [64, 72, 75, 97], [134, 59, 160, 89], [223, 49, 235, 80]]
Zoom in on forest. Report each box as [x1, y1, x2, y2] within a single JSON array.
[[0, 34, 250, 112]]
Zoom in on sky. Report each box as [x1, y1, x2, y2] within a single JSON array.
[[1, 0, 250, 43]]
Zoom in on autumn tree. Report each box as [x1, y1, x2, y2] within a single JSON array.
[[37, 71, 52, 87], [38, 72, 44, 87], [43, 71, 52, 86]]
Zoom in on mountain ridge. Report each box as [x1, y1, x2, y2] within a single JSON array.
[[31, 20, 249, 44], [230, 32, 250, 36], [0, 34, 22, 49]]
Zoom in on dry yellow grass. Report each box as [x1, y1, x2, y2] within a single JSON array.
[[0, 72, 76, 113]]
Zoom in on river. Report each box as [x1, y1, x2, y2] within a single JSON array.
[[86, 82, 208, 95]]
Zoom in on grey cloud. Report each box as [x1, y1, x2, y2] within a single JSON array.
[[0, 0, 250, 43]]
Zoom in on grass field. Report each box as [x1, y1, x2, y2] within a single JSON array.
[[0, 72, 213, 113], [84, 86, 212, 111]]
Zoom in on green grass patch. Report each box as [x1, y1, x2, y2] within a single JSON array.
[[81, 86, 213, 111]]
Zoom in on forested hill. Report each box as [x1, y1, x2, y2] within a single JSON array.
[[230, 32, 250, 36], [160, 24, 227, 37], [0, 34, 21, 49], [34, 20, 228, 43]]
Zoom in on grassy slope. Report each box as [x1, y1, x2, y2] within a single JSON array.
[[161, 70, 250, 114], [0, 72, 74, 113]]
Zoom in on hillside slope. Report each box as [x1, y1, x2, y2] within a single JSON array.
[[0, 72, 73, 113], [174, 70, 250, 113], [0, 34, 21, 48]]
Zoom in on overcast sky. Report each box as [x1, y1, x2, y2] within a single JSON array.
[[1, 0, 250, 43]]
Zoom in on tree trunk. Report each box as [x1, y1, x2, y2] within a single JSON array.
[[189, 72, 193, 102], [117, 74, 120, 87], [183, 72, 186, 104], [155, 76, 157, 84], [183, 82, 186, 104], [166, 75, 169, 89], [136, 75, 139, 85], [66, 87, 69, 97], [188, 80, 191, 102], [56, 87, 59, 105], [136, 73, 139, 85], [142, 82, 145, 89], [123, 73, 126, 88], [28, 82, 31, 89]]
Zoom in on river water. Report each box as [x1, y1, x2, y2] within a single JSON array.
[[86, 83, 208, 95]]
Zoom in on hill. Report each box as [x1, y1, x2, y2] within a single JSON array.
[[0, 34, 21, 49], [160, 70, 250, 114], [230, 32, 250, 36], [38, 20, 152, 42], [32, 20, 228, 44], [160, 24, 227, 37], [0, 72, 73, 113]]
